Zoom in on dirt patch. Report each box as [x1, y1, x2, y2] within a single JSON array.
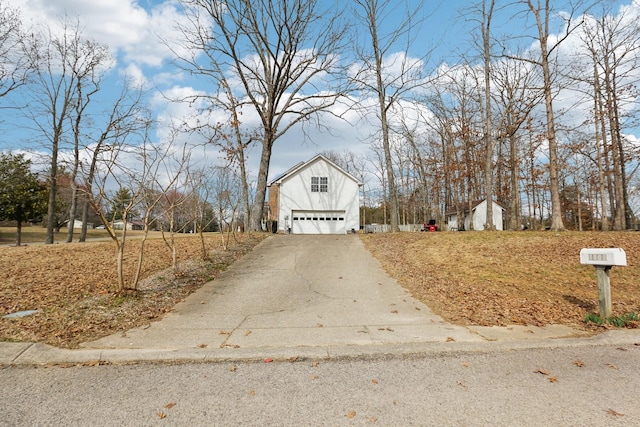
[[361, 231, 640, 331], [0, 233, 267, 348]]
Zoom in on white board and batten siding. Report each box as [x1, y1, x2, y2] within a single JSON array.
[[447, 199, 505, 231], [273, 155, 361, 234]]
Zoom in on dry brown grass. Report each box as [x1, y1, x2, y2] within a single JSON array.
[[0, 232, 267, 348], [361, 231, 640, 330]]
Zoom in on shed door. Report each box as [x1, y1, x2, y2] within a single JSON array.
[[291, 211, 346, 234]]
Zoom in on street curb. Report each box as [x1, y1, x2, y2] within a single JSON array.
[[2, 329, 639, 366]]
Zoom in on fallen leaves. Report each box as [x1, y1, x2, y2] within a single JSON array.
[[220, 344, 240, 349], [361, 232, 640, 329], [535, 368, 558, 383], [606, 408, 624, 416], [157, 403, 176, 420], [0, 233, 267, 348]]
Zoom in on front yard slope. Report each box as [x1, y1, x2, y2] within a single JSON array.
[[0, 233, 267, 348], [361, 232, 640, 329]]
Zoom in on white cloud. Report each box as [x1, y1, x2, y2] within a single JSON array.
[[119, 63, 148, 88], [7, 0, 189, 69]]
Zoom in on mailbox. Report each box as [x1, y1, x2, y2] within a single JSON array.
[[579, 248, 627, 267]]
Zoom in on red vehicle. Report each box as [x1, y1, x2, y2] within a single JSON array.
[[422, 219, 438, 232]]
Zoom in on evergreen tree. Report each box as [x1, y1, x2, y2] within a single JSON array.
[[0, 153, 48, 246]]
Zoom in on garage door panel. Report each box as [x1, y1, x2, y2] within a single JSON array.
[[292, 210, 346, 234]]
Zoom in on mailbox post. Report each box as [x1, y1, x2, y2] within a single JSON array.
[[579, 248, 627, 319]]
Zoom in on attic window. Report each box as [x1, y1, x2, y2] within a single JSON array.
[[311, 176, 328, 193]]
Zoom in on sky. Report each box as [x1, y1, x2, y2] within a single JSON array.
[[1, 0, 639, 188]]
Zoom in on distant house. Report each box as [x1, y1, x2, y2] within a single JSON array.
[[446, 199, 505, 231], [112, 220, 145, 231], [267, 154, 361, 234], [65, 219, 94, 229]]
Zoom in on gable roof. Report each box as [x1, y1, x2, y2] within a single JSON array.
[[268, 154, 362, 186]]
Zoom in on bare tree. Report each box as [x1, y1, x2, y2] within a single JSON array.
[[491, 58, 542, 230], [78, 82, 146, 241], [87, 141, 147, 291], [176, 0, 348, 231], [0, 2, 30, 101], [184, 166, 220, 259], [25, 18, 109, 244], [351, 0, 428, 232], [480, 0, 496, 230], [505, 1, 592, 231], [146, 136, 191, 273], [65, 39, 111, 242], [577, 6, 640, 230], [85, 121, 189, 291], [182, 64, 255, 234], [208, 164, 242, 250]]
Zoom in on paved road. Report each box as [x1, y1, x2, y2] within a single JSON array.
[[2, 344, 639, 426]]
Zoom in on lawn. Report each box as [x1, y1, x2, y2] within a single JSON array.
[[0, 225, 115, 245], [361, 231, 640, 329]]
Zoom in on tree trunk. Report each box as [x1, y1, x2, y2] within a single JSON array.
[[528, 0, 564, 231], [80, 200, 90, 242], [16, 220, 22, 247], [604, 60, 626, 230], [592, 58, 609, 231], [373, 55, 399, 231], [66, 181, 78, 243], [482, 0, 495, 230], [251, 137, 273, 232], [509, 132, 520, 230], [45, 140, 58, 244]]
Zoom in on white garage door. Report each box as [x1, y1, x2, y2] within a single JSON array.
[[291, 210, 347, 234]]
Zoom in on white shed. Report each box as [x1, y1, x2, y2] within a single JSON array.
[[267, 154, 361, 234], [446, 199, 505, 231]]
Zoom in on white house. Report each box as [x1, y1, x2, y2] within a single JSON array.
[[446, 199, 505, 231], [111, 220, 145, 230], [64, 219, 94, 229], [267, 154, 361, 234]]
